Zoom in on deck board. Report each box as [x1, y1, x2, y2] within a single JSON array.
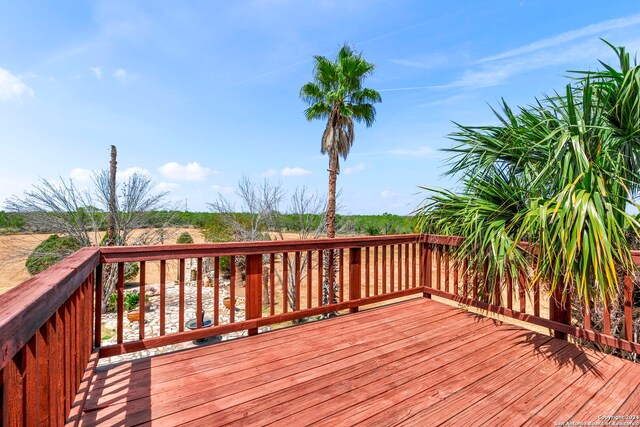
[[78, 298, 640, 426]]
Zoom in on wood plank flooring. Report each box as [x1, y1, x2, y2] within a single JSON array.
[[78, 298, 640, 426]]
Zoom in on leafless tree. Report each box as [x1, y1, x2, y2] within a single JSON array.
[[7, 171, 174, 307]]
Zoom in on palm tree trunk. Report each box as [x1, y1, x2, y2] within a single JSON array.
[[326, 153, 338, 239]]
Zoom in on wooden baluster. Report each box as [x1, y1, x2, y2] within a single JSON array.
[[295, 252, 301, 311], [506, 272, 513, 310], [444, 246, 450, 293], [365, 247, 370, 297], [160, 260, 166, 334], [349, 248, 362, 313], [317, 250, 323, 307], [624, 274, 634, 341], [436, 245, 442, 291], [453, 252, 459, 295], [94, 263, 103, 348], [245, 254, 263, 336], [196, 258, 203, 328], [405, 243, 410, 290], [518, 270, 526, 313], [425, 244, 433, 298], [139, 261, 146, 340], [463, 257, 469, 297], [328, 251, 335, 304], [282, 252, 289, 313], [179, 259, 186, 332], [24, 337, 37, 426], [382, 246, 387, 294], [584, 299, 591, 330], [390, 245, 395, 292], [549, 284, 569, 340], [36, 325, 49, 426], [64, 299, 71, 414], [397, 244, 402, 291], [3, 349, 23, 426], [214, 257, 220, 325], [229, 256, 237, 323], [472, 261, 479, 300], [493, 271, 501, 306], [269, 254, 275, 315], [603, 296, 611, 335], [534, 280, 540, 317], [339, 248, 344, 302], [117, 262, 124, 343], [306, 251, 312, 309], [374, 246, 379, 296], [412, 243, 417, 288]]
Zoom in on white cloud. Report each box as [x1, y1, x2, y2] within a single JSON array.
[[69, 167, 94, 183], [477, 13, 640, 64], [119, 166, 150, 181], [211, 184, 234, 194], [389, 53, 448, 69], [159, 162, 213, 181], [343, 163, 365, 175], [155, 182, 180, 192], [390, 146, 439, 158], [281, 167, 312, 177], [380, 190, 401, 199], [263, 167, 312, 177], [0, 68, 34, 101], [90, 67, 102, 80], [113, 68, 128, 82]]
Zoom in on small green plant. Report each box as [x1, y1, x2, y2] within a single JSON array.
[[106, 292, 147, 312], [25, 234, 82, 275], [176, 231, 194, 244]]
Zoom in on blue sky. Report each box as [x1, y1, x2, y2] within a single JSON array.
[[1, 1, 640, 215]]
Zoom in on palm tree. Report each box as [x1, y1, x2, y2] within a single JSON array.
[[300, 44, 381, 238], [416, 42, 640, 309]]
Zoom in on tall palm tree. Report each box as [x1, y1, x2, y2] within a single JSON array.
[[416, 42, 640, 307], [300, 44, 381, 238]]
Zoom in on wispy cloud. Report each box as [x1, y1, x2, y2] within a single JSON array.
[[90, 67, 103, 80], [120, 166, 150, 180], [0, 68, 34, 101], [343, 163, 365, 175], [69, 167, 94, 183], [155, 182, 180, 191], [113, 68, 129, 82], [159, 162, 213, 181], [477, 13, 640, 64], [390, 146, 439, 158], [389, 53, 448, 69], [263, 166, 312, 177]]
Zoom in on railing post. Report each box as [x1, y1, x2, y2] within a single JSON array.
[[349, 248, 361, 313], [420, 242, 432, 299], [245, 254, 263, 336], [550, 284, 570, 340], [623, 274, 634, 341]]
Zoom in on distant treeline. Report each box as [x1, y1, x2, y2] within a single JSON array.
[[0, 210, 416, 236]]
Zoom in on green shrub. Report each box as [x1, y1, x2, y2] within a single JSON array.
[[176, 231, 194, 244], [106, 292, 147, 312], [25, 234, 82, 275]]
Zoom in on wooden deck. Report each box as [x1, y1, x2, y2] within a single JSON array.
[[79, 298, 640, 426]]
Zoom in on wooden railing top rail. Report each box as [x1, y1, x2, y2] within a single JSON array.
[[0, 247, 100, 371], [100, 234, 422, 262]]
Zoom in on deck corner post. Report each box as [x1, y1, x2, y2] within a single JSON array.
[[349, 248, 361, 313], [421, 241, 432, 299], [245, 254, 263, 336], [550, 283, 570, 340]]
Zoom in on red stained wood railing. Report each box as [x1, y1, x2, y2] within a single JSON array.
[[0, 247, 99, 426], [1, 233, 638, 425]]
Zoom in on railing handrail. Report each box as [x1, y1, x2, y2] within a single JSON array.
[[100, 234, 422, 262], [0, 247, 100, 371]]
